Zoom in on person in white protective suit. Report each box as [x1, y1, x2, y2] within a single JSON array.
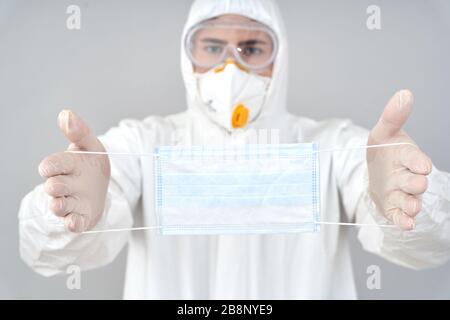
[[18, 0, 450, 299]]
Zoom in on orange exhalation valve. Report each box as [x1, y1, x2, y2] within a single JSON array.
[[232, 104, 249, 128]]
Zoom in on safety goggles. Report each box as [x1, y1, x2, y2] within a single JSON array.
[[185, 20, 278, 72]]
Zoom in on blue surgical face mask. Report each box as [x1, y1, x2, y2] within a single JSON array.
[[153, 143, 320, 235]]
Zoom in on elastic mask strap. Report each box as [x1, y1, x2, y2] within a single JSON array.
[[67, 142, 414, 158]]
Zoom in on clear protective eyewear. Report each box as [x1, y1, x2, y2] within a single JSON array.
[[185, 20, 278, 72]]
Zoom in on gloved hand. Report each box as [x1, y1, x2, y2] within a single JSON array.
[[367, 90, 433, 230], [38, 110, 110, 233]]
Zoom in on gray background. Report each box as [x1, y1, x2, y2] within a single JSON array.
[[0, 0, 449, 299]]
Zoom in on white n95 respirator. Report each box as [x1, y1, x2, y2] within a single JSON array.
[[196, 60, 271, 131]]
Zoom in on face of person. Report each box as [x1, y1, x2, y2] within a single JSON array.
[[192, 14, 274, 78]]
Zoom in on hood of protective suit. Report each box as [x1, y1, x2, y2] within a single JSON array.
[[180, 0, 289, 131]]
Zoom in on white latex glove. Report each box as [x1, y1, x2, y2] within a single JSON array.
[[38, 110, 110, 233], [367, 90, 433, 230]]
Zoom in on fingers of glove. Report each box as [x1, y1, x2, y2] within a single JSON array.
[[39, 152, 76, 178], [370, 90, 413, 143], [64, 212, 89, 233], [396, 170, 428, 195], [387, 191, 422, 217], [386, 208, 415, 230], [44, 175, 73, 197], [58, 110, 105, 152], [49, 196, 81, 217], [398, 145, 433, 175]]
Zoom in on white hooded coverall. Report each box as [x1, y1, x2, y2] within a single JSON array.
[[18, 0, 450, 299]]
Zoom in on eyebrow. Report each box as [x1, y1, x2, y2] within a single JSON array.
[[200, 38, 227, 45], [200, 38, 269, 46], [238, 39, 268, 46]]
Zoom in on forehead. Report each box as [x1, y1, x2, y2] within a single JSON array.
[[207, 14, 268, 29], [210, 14, 257, 24], [194, 14, 273, 44]]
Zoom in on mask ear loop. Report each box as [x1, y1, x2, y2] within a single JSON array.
[[65, 142, 414, 234], [80, 220, 398, 235]]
